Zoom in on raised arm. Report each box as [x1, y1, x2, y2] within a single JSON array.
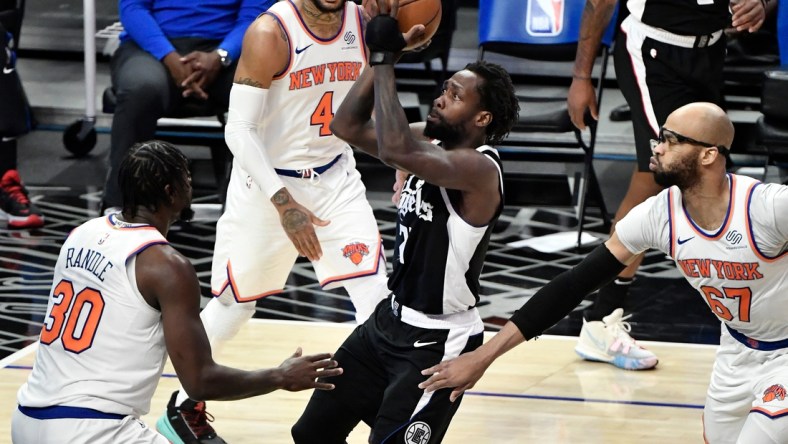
[[372, 65, 499, 194], [419, 234, 637, 401], [136, 245, 342, 401], [566, 0, 618, 129], [224, 15, 329, 261], [330, 42, 427, 157]]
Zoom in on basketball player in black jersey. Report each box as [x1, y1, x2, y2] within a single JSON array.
[[565, 0, 766, 370], [290, 2, 519, 443]]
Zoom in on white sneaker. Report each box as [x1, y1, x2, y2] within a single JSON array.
[[574, 308, 658, 370]]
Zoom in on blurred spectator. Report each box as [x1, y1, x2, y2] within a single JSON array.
[[0, 0, 44, 229], [101, 0, 274, 213]]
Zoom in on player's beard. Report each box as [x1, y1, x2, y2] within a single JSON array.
[[311, 0, 345, 13], [653, 155, 701, 190], [424, 118, 465, 147], [179, 205, 195, 222]]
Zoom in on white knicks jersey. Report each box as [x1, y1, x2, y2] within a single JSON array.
[[262, 0, 366, 169], [17, 215, 169, 417], [617, 174, 788, 342]]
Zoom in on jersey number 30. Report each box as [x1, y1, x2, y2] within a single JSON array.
[[40, 279, 105, 353]]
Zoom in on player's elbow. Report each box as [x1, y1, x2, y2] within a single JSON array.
[[330, 118, 367, 147], [179, 374, 222, 401], [329, 119, 348, 141]]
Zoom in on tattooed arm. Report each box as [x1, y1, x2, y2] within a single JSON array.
[[566, 0, 618, 130], [224, 14, 329, 261]]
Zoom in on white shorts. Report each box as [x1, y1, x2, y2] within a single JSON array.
[[12, 407, 168, 444], [703, 327, 788, 443], [212, 147, 384, 301]]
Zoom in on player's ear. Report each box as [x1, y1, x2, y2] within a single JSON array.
[[475, 110, 492, 129], [164, 183, 176, 204]]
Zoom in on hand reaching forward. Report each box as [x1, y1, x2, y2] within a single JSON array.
[[418, 351, 492, 402], [271, 188, 330, 261], [278, 347, 342, 391]]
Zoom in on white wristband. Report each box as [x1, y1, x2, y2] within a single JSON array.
[[225, 83, 285, 199]]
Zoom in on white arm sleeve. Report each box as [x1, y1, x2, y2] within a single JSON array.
[[225, 83, 285, 199]]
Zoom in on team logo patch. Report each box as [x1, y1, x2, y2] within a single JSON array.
[[342, 242, 369, 265], [763, 384, 787, 403], [404, 421, 431, 444]]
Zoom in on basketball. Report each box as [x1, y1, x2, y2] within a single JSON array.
[[396, 0, 442, 51]]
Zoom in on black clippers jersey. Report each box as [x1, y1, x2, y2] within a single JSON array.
[[388, 146, 503, 315]]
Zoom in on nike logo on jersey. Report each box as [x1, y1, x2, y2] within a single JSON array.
[[2, 67, 14, 74], [413, 340, 438, 348], [295, 44, 313, 54], [677, 236, 695, 245]]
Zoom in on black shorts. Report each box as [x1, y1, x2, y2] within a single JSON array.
[[614, 22, 726, 172], [292, 297, 484, 444]]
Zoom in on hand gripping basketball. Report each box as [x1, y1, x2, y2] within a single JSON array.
[[365, 15, 407, 65]]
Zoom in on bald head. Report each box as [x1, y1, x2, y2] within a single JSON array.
[[665, 102, 734, 150]]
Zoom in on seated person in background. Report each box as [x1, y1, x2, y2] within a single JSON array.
[[0, 0, 44, 228], [12, 140, 341, 444], [101, 0, 274, 213]]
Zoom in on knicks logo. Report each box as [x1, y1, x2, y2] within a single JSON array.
[[342, 242, 369, 266], [763, 384, 787, 403]]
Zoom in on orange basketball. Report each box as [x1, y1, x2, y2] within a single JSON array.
[[396, 0, 442, 51]]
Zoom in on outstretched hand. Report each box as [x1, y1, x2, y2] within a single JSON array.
[[278, 347, 342, 391], [419, 352, 491, 402]]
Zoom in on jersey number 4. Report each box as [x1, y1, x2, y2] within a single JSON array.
[[701, 285, 752, 322], [40, 279, 105, 353], [310, 91, 334, 137]]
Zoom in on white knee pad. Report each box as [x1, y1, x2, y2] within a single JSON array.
[[342, 262, 389, 324]]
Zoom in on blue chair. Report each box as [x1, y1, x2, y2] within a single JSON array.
[[478, 0, 617, 246]]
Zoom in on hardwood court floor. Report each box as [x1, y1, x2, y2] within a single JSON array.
[[1, 319, 716, 443]]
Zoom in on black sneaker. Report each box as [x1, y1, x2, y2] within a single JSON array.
[[0, 169, 44, 229], [156, 391, 226, 444]]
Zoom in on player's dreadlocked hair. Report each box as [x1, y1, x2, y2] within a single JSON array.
[[118, 140, 190, 218], [464, 61, 520, 146]]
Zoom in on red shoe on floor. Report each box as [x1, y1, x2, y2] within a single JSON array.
[[0, 169, 45, 229]]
